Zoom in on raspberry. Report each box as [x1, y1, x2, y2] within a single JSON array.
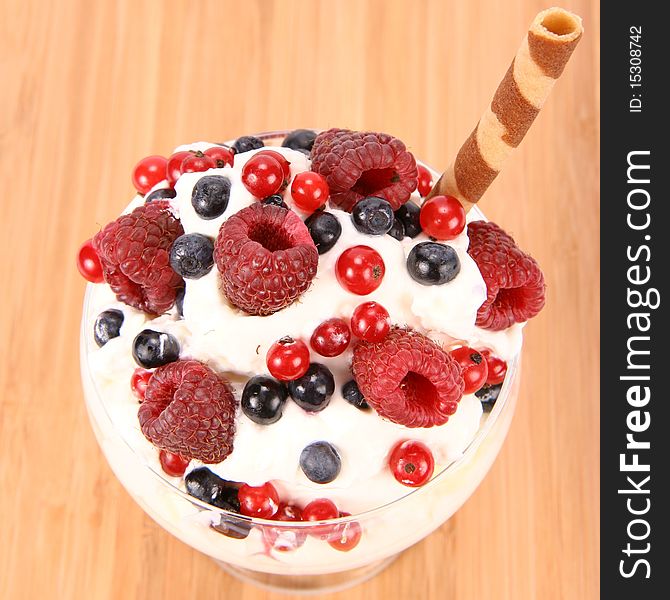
[[138, 360, 236, 463], [467, 221, 546, 331], [351, 328, 464, 427], [92, 201, 184, 315], [310, 128, 418, 211], [214, 203, 318, 315]]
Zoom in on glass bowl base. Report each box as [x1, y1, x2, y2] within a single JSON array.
[[214, 555, 398, 595]]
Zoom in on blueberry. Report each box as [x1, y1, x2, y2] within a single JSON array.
[[191, 175, 231, 220], [169, 233, 214, 279], [185, 468, 241, 511], [281, 129, 317, 152], [299, 441, 341, 484], [262, 194, 289, 209], [342, 379, 370, 410], [407, 241, 461, 285], [94, 309, 124, 347], [475, 383, 503, 412], [145, 187, 177, 203], [175, 287, 185, 318], [352, 196, 394, 235], [395, 202, 422, 238], [132, 329, 180, 368], [242, 375, 288, 425], [387, 217, 405, 241], [288, 363, 335, 412], [305, 211, 342, 254], [232, 135, 264, 154]]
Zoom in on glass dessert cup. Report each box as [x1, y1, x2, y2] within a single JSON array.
[[80, 131, 521, 594]]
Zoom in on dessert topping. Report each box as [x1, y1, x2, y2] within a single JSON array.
[[467, 220, 545, 330], [419, 194, 466, 240], [310, 128, 418, 211], [266, 336, 311, 381], [388, 440, 435, 487], [350, 301, 390, 343], [310, 318, 351, 357], [214, 203, 318, 315], [288, 363, 335, 412], [290, 171, 329, 213], [449, 346, 488, 395], [335, 245, 385, 295], [92, 201, 184, 314], [352, 327, 464, 427], [406, 241, 460, 286], [139, 360, 237, 463]]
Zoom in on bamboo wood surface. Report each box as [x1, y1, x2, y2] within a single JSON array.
[[0, 1, 600, 598]]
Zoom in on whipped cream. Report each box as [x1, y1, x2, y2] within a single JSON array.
[[86, 142, 523, 513]]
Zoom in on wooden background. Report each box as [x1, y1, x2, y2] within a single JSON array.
[[0, 1, 599, 598]]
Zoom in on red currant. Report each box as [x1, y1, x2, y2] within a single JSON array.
[[132, 155, 168, 195], [76, 239, 104, 283], [290, 171, 329, 213], [310, 318, 351, 357], [204, 146, 234, 169], [242, 154, 284, 197], [256, 149, 291, 182], [181, 152, 216, 174], [130, 368, 152, 400], [481, 350, 507, 385], [158, 449, 190, 477], [416, 164, 433, 197], [350, 302, 390, 343], [302, 498, 339, 521], [263, 503, 307, 552], [420, 195, 466, 240], [302, 498, 339, 539], [335, 246, 385, 295], [238, 482, 280, 518], [450, 346, 488, 394], [328, 512, 362, 552], [166, 151, 191, 186], [389, 440, 435, 487], [267, 337, 310, 381]]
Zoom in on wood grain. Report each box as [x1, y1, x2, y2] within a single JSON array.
[[0, 0, 600, 598]]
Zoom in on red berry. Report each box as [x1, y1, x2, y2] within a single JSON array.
[[310, 318, 351, 357], [130, 368, 153, 400], [481, 350, 507, 385], [238, 482, 280, 518], [450, 346, 488, 394], [420, 195, 466, 240], [132, 155, 168, 195], [263, 503, 307, 552], [77, 239, 104, 283], [267, 337, 310, 381], [302, 498, 339, 539], [242, 154, 284, 198], [328, 512, 362, 552], [350, 302, 390, 342], [290, 171, 329, 213], [335, 246, 385, 295], [158, 449, 190, 477], [166, 151, 191, 186], [302, 498, 339, 521], [204, 146, 235, 169], [181, 152, 217, 174], [256, 149, 291, 182], [467, 221, 546, 330], [389, 440, 435, 487], [416, 164, 433, 197]]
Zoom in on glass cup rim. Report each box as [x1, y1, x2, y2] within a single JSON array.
[[80, 130, 521, 528]]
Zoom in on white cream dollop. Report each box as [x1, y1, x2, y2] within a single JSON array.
[[86, 142, 522, 512]]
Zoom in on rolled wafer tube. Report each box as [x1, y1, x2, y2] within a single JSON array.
[[428, 7, 583, 212]]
